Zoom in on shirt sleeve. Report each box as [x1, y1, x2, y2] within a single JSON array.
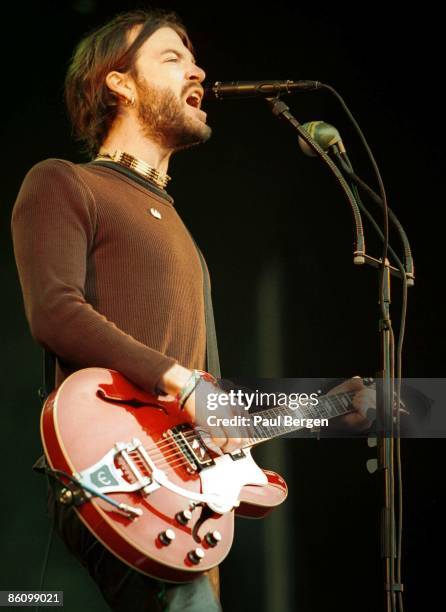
[[11, 158, 177, 393]]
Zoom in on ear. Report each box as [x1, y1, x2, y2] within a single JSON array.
[[105, 70, 135, 104]]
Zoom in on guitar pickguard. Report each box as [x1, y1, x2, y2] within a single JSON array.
[[199, 449, 268, 513]]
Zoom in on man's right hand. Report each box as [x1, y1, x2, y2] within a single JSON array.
[[159, 365, 244, 453]]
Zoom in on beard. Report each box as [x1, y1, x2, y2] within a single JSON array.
[[134, 77, 212, 151]]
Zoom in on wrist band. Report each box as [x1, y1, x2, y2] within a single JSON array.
[[176, 370, 218, 410], [176, 370, 202, 410]]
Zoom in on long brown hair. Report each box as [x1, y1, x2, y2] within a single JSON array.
[[65, 9, 193, 158]]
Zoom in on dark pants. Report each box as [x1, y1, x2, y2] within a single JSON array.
[[47, 483, 222, 611]]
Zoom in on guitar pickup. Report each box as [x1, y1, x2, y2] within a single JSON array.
[[166, 424, 215, 472]]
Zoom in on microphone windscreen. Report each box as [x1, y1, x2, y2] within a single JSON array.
[[298, 121, 343, 156]]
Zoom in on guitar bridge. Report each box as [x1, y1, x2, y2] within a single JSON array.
[[75, 438, 161, 497]]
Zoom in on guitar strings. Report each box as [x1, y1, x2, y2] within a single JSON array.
[[123, 390, 362, 476], [133, 389, 360, 469], [97, 385, 396, 484], [117, 392, 358, 473], [114, 388, 376, 479]]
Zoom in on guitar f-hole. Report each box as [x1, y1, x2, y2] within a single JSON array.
[[191, 504, 219, 543]]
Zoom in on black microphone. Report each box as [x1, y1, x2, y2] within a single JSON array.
[[206, 80, 321, 100]]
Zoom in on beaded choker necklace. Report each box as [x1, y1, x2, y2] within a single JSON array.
[[95, 150, 171, 189]]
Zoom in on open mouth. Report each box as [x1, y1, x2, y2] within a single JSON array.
[[185, 92, 202, 108]]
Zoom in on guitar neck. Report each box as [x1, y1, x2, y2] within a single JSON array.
[[244, 390, 357, 447]]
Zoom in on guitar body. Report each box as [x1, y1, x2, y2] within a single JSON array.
[[41, 368, 287, 582]]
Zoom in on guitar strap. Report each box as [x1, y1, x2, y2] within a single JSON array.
[[194, 245, 221, 380], [38, 351, 55, 403], [39, 244, 221, 400]]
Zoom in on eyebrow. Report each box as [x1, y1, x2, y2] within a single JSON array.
[[160, 48, 197, 64]]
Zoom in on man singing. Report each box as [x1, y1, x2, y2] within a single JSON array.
[[12, 8, 227, 611]]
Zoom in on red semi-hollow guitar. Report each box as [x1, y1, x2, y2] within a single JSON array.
[[41, 368, 289, 582]]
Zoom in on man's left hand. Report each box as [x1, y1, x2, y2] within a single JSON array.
[[327, 376, 375, 431]]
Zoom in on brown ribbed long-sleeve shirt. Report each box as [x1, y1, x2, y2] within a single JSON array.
[[11, 158, 207, 392]]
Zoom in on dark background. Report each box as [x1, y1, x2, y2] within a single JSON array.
[[2, 1, 444, 611]]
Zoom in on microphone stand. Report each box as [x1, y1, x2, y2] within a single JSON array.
[[331, 149, 411, 612], [265, 95, 408, 612]]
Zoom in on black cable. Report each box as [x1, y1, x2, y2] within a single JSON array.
[[35, 520, 54, 612], [395, 275, 408, 612]]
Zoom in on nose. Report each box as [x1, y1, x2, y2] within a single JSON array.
[[186, 62, 206, 84]]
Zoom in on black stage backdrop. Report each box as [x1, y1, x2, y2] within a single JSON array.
[[1, 2, 444, 611]]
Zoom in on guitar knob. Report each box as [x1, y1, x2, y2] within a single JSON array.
[[205, 530, 222, 547], [188, 547, 205, 564], [158, 529, 176, 546], [175, 509, 192, 525]]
